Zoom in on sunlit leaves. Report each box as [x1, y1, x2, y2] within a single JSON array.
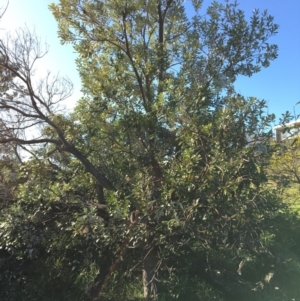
[[0, 1, 286, 299]]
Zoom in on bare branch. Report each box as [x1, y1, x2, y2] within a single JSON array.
[[0, 137, 60, 145], [0, 25, 115, 194], [0, 2, 9, 20]]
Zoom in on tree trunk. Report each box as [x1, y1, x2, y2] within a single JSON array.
[[142, 248, 158, 300]]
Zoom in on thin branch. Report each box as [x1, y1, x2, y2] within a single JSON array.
[[0, 137, 60, 145]]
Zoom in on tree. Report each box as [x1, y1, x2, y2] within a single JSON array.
[[49, 0, 279, 297], [0, 1, 288, 300], [0, 29, 115, 196], [268, 134, 300, 213]]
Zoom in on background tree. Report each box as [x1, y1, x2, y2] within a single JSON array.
[[268, 131, 300, 212]]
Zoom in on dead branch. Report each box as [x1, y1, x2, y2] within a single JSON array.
[[0, 26, 115, 195]]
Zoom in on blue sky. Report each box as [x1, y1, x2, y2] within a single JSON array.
[[1, 0, 299, 121], [232, 0, 300, 121]]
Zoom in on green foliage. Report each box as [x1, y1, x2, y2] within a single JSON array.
[[268, 137, 300, 214], [3, 1, 300, 300]]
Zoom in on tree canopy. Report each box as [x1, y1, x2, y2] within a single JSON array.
[[1, 1, 300, 301]]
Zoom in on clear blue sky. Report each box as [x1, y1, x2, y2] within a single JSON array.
[[232, 0, 300, 121], [1, 0, 299, 121]]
